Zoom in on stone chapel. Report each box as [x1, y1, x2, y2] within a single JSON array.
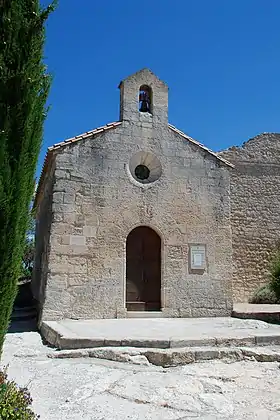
[[32, 68, 280, 323]]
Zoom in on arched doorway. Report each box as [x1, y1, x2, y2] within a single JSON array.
[[126, 226, 161, 311]]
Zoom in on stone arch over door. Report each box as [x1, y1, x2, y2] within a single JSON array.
[[126, 226, 161, 311]]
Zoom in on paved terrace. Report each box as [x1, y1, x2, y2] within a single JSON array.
[[41, 315, 280, 350], [233, 303, 280, 323]]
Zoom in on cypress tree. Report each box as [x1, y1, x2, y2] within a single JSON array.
[[0, 0, 57, 356]]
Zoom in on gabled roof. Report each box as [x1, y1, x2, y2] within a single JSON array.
[[168, 125, 234, 168], [33, 122, 121, 210], [48, 121, 122, 152], [34, 121, 233, 211], [118, 68, 167, 88]]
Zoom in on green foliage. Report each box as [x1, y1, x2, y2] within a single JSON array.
[[20, 212, 35, 279], [0, 367, 39, 419], [20, 238, 35, 279], [250, 247, 280, 304], [0, 0, 57, 356], [269, 250, 280, 300], [249, 284, 278, 304]]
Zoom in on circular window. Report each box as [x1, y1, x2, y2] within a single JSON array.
[[135, 164, 150, 180], [128, 151, 162, 185]]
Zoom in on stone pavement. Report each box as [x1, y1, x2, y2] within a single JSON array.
[[233, 303, 280, 323], [3, 331, 280, 419], [41, 317, 280, 349]]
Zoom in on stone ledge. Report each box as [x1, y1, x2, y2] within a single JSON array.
[[48, 345, 280, 367], [232, 303, 280, 324], [41, 318, 280, 350]]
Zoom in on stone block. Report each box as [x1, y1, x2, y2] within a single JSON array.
[[218, 348, 243, 361], [216, 336, 255, 347], [61, 235, 71, 245], [83, 226, 97, 238], [52, 223, 72, 235], [241, 347, 280, 362], [195, 348, 220, 361], [52, 192, 64, 204], [121, 339, 169, 349], [104, 339, 122, 347], [55, 169, 69, 180], [179, 308, 192, 318], [73, 264, 87, 274], [70, 245, 88, 255], [170, 338, 216, 348], [144, 349, 195, 367], [255, 334, 280, 346], [64, 193, 75, 204], [69, 235, 86, 246], [63, 213, 76, 224], [49, 350, 90, 359], [57, 338, 105, 350], [50, 262, 72, 274], [67, 275, 88, 287]]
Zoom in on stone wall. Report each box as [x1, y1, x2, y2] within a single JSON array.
[[220, 133, 280, 302], [32, 160, 55, 318], [37, 124, 233, 321]]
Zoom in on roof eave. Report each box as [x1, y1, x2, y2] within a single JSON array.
[[33, 121, 122, 213], [168, 124, 234, 168]]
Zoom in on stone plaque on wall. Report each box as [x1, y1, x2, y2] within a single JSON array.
[[190, 245, 206, 270]]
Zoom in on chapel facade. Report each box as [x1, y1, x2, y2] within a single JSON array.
[[32, 69, 234, 322]]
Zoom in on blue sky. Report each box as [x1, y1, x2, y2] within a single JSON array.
[[40, 0, 280, 180]]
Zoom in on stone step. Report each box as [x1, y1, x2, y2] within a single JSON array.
[[11, 306, 37, 321], [233, 303, 280, 323], [126, 302, 146, 311], [48, 345, 280, 367], [41, 317, 280, 351], [126, 311, 163, 318]]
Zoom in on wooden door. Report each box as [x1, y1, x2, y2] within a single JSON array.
[[126, 226, 161, 311]]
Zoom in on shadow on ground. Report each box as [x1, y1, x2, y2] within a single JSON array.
[[8, 319, 38, 334], [7, 280, 38, 333]]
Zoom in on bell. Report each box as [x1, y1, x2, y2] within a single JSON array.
[[139, 90, 150, 113], [140, 100, 148, 112]]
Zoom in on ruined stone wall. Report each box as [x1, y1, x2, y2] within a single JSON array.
[[38, 120, 232, 322], [220, 133, 280, 302]]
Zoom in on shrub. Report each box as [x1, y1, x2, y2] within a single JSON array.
[[0, 367, 39, 419], [0, 0, 57, 356], [269, 251, 280, 300], [249, 284, 278, 304]]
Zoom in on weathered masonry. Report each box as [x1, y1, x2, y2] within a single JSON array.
[[220, 133, 280, 302], [32, 68, 235, 322]]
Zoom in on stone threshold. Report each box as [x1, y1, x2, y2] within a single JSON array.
[[48, 345, 280, 367], [126, 311, 163, 318], [41, 317, 280, 351]]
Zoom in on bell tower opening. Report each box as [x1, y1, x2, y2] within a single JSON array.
[[118, 68, 168, 124], [139, 85, 152, 114]]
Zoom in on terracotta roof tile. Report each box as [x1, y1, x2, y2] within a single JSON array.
[[47, 122, 122, 152], [34, 122, 121, 210]]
